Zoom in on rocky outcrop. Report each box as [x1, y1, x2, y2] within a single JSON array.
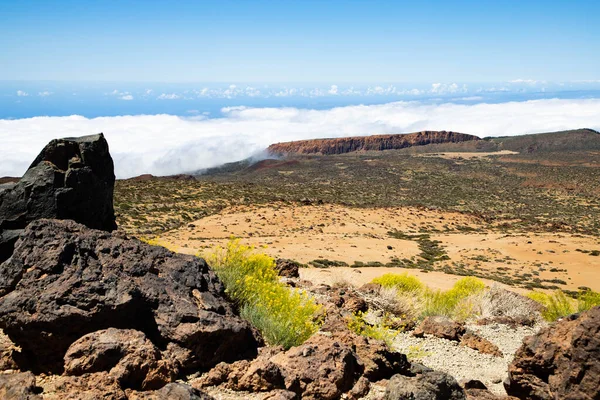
[[0, 133, 117, 262], [196, 335, 362, 399], [0, 219, 259, 377], [505, 306, 600, 399], [267, 131, 480, 155], [197, 309, 413, 399], [384, 370, 466, 400]]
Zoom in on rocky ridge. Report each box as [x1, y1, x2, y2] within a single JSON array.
[[267, 131, 480, 155]]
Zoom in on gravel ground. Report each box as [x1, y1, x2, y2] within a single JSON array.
[[392, 322, 541, 394]]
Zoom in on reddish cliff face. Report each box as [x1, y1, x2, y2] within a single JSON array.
[[267, 131, 480, 155]]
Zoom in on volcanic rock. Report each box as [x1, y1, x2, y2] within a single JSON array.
[[413, 316, 466, 341], [0, 219, 258, 374], [267, 131, 480, 155], [459, 332, 503, 357], [505, 306, 600, 399], [63, 328, 176, 390], [269, 334, 362, 400], [0, 371, 41, 399], [0, 133, 117, 262], [274, 259, 300, 278], [127, 383, 214, 400], [384, 370, 466, 400]]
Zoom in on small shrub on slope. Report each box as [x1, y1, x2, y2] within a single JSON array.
[[203, 239, 322, 349], [347, 311, 397, 347], [372, 273, 424, 293], [527, 289, 600, 321], [369, 274, 486, 322]]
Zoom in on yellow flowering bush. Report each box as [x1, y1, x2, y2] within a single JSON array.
[[139, 237, 179, 252], [347, 311, 397, 347], [203, 239, 322, 348], [527, 289, 600, 321], [372, 273, 424, 293]]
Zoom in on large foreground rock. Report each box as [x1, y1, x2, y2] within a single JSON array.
[[0, 219, 258, 375], [505, 306, 600, 399], [0, 133, 117, 262]]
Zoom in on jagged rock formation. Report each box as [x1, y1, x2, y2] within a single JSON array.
[[505, 306, 600, 399], [267, 131, 480, 155], [0, 219, 259, 378], [0, 133, 117, 262]]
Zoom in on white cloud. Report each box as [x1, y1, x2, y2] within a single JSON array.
[[38, 91, 53, 97], [328, 85, 339, 95], [16, 90, 29, 97], [120, 94, 134, 101], [509, 79, 546, 85], [157, 93, 180, 100], [1, 99, 599, 179]]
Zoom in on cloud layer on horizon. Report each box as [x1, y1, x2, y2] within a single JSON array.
[[1, 98, 599, 179]]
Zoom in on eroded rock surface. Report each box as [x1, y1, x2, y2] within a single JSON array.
[[384, 370, 466, 400], [0, 219, 258, 375], [505, 306, 600, 400], [0, 133, 117, 262]]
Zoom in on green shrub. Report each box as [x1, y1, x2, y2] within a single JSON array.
[[347, 311, 397, 347], [528, 289, 600, 321], [578, 290, 600, 312], [421, 277, 486, 321], [204, 239, 322, 348], [372, 273, 424, 293]]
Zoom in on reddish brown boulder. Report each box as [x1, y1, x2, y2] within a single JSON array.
[[64, 328, 176, 390], [413, 316, 466, 341], [459, 332, 503, 357], [505, 306, 600, 399], [270, 334, 361, 400]]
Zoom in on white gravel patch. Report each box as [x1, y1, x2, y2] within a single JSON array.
[[392, 323, 540, 394]]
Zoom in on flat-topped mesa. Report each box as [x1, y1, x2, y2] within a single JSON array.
[[267, 131, 480, 155]]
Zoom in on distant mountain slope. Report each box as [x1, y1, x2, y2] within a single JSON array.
[[489, 129, 600, 153], [267, 131, 480, 155]]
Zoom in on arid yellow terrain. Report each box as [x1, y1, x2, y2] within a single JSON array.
[[156, 203, 600, 292]]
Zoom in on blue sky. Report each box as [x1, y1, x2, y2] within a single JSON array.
[[2, 1, 600, 178], [2, 0, 599, 83]]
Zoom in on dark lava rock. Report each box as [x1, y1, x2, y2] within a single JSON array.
[[0, 219, 258, 374], [0, 134, 117, 263], [384, 370, 466, 400], [505, 306, 600, 400]]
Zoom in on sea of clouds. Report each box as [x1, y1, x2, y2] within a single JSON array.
[[1, 98, 599, 179]]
